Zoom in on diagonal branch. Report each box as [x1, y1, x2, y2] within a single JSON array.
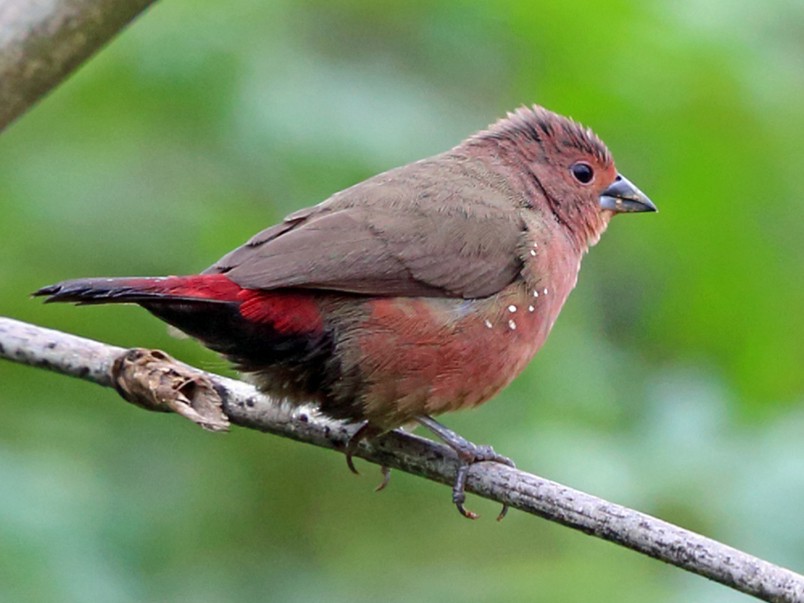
[[1, 316, 803, 603], [0, 0, 157, 131]]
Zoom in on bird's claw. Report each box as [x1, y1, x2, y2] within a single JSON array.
[[348, 417, 514, 520], [344, 425, 365, 475], [375, 466, 392, 492], [452, 464, 478, 519], [344, 422, 392, 492], [345, 450, 360, 475], [416, 415, 514, 520], [451, 445, 515, 520], [344, 421, 378, 475]]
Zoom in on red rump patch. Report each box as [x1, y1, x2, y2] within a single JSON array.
[[134, 274, 244, 301], [115, 274, 323, 335], [238, 290, 323, 335]]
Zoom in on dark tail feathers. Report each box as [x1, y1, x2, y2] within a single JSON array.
[[33, 275, 241, 305], [34, 274, 335, 388]]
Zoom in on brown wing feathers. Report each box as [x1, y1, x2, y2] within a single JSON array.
[[208, 156, 525, 299]]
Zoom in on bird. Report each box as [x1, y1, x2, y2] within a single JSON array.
[[35, 104, 656, 518]]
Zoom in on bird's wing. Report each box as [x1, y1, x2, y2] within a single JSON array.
[[206, 157, 527, 299]]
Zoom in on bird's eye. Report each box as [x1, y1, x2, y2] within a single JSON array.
[[570, 162, 594, 184]]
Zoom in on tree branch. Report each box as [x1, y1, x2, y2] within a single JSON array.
[[0, 0, 157, 131], [1, 316, 802, 602]]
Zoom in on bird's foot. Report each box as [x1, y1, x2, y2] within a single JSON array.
[[416, 415, 515, 520], [344, 422, 391, 490], [345, 421, 375, 474]]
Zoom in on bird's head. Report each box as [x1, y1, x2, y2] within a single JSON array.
[[473, 104, 656, 250]]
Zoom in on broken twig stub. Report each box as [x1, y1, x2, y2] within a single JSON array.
[[111, 348, 230, 432]]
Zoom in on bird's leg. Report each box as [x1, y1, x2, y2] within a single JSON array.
[[416, 415, 515, 520], [344, 422, 391, 490]]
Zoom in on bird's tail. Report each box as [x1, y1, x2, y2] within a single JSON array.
[[33, 274, 249, 356], [33, 274, 330, 371], [34, 274, 242, 305]]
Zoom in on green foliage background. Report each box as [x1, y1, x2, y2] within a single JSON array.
[[1, 1, 802, 601]]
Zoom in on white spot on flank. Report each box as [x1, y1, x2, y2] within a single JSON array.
[[528, 305, 535, 312], [508, 319, 517, 330], [508, 305, 517, 313], [533, 290, 539, 298], [484, 319, 493, 329], [529, 249, 536, 256], [543, 288, 549, 295], [533, 242, 538, 248]]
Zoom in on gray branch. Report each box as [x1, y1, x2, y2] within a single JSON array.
[[0, 0, 157, 131], [1, 316, 802, 603]]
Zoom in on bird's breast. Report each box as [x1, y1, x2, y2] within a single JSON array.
[[340, 277, 570, 429]]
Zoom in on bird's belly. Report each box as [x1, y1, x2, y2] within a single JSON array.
[[342, 283, 561, 429]]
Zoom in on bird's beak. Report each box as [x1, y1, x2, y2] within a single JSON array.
[[600, 174, 657, 213]]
